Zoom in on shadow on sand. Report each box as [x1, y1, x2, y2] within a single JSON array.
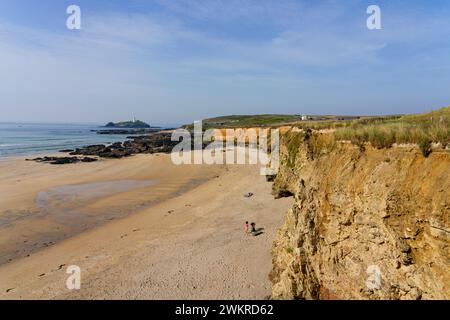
[[252, 227, 265, 236]]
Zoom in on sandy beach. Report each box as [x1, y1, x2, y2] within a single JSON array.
[[0, 153, 292, 299]]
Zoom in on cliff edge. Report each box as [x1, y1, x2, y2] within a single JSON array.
[[270, 130, 449, 300]]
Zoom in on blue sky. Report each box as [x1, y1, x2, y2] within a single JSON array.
[[0, 0, 450, 124]]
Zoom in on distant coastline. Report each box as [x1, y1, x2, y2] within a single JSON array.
[[104, 120, 151, 129]]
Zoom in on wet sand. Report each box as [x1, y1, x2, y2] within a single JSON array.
[[0, 154, 220, 265], [0, 153, 292, 299]]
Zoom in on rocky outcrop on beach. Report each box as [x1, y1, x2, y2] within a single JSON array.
[[29, 131, 212, 164], [27, 132, 179, 164], [28, 156, 98, 165], [68, 133, 179, 159], [269, 130, 450, 300]]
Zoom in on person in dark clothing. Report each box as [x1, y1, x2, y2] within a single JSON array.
[[250, 222, 256, 234]]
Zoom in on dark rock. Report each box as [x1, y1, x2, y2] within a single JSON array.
[[28, 156, 98, 165], [49, 157, 81, 164], [401, 252, 414, 265], [274, 189, 294, 199], [110, 142, 123, 148], [80, 157, 98, 163], [31, 131, 209, 164], [398, 239, 411, 253]]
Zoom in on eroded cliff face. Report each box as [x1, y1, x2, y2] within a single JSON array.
[[270, 130, 450, 300]]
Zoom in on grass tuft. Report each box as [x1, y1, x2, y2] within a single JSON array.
[[335, 106, 450, 156]]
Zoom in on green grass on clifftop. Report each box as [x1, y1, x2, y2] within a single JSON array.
[[183, 114, 302, 130], [335, 106, 450, 151], [183, 106, 449, 156]]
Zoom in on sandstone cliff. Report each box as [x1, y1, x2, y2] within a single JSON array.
[[270, 130, 449, 300]]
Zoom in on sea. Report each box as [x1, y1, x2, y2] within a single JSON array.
[[0, 122, 178, 157]]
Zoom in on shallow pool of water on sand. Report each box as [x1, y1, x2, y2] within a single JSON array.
[[36, 180, 155, 210]]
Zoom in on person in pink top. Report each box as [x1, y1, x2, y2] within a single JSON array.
[[244, 221, 249, 234]]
